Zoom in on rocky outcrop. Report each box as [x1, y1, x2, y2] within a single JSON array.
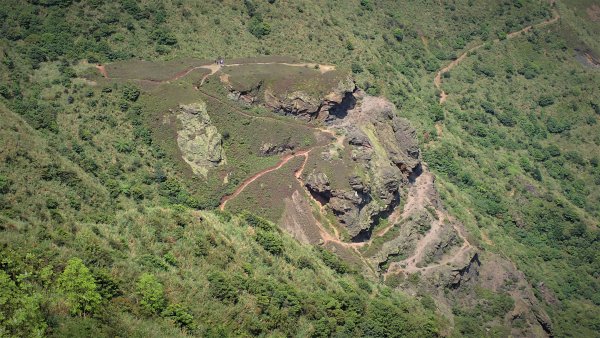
[[176, 102, 226, 177], [305, 93, 422, 240], [448, 252, 481, 289], [259, 140, 296, 156], [229, 75, 357, 121]]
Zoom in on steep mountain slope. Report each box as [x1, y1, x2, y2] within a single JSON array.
[[0, 99, 439, 336], [1, 0, 599, 337]]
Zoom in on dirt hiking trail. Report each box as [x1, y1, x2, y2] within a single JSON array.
[[98, 59, 473, 275], [434, 9, 560, 103]]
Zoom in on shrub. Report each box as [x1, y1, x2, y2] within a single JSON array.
[[431, 105, 445, 122], [248, 17, 271, 38], [360, 0, 373, 10], [0, 271, 47, 337], [162, 304, 195, 331], [122, 84, 140, 102], [207, 272, 238, 302], [136, 273, 167, 315], [538, 95, 554, 107], [242, 212, 277, 231], [319, 248, 350, 274], [151, 28, 177, 45], [255, 230, 284, 255], [393, 29, 404, 42], [546, 117, 571, 134], [57, 258, 102, 317], [0, 175, 11, 194]]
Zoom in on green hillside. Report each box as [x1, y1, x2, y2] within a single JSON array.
[[1, 0, 599, 337]]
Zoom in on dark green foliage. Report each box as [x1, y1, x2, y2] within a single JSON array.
[[538, 95, 554, 107], [431, 105, 445, 122], [255, 230, 284, 255], [360, 298, 437, 337], [360, 0, 373, 11], [122, 84, 140, 102], [242, 211, 277, 231], [518, 63, 539, 79], [0, 0, 597, 336], [393, 29, 404, 42], [248, 17, 271, 39], [207, 271, 238, 302], [546, 116, 571, 133], [162, 304, 195, 331], [351, 62, 364, 74], [151, 28, 178, 46], [319, 248, 350, 274]]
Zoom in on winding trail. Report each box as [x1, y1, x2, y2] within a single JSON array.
[[381, 172, 475, 276], [97, 61, 335, 85], [219, 151, 310, 211], [98, 58, 474, 274], [434, 9, 560, 103]]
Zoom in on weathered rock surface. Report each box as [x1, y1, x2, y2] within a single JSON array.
[[229, 75, 357, 121], [259, 140, 296, 156], [305, 91, 422, 239], [176, 102, 226, 177]]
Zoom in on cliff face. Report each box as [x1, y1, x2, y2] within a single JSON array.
[[220, 68, 552, 336], [305, 92, 422, 240]]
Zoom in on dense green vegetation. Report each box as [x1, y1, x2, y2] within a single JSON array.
[[1, 0, 599, 336], [0, 103, 439, 335]]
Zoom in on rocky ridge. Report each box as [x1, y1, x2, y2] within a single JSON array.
[[222, 70, 554, 337]]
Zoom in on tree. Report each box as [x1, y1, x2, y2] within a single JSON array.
[[255, 230, 284, 255], [122, 84, 140, 102], [136, 273, 166, 315], [0, 271, 47, 337], [248, 17, 271, 39], [538, 95, 555, 107], [162, 304, 195, 330], [57, 258, 102, 317]]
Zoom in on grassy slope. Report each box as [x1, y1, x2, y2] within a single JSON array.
[[0, 105, 438, 336], [417, 2, 600, 336]]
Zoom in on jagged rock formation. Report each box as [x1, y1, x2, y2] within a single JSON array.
[[220, 67, 553, 336], [175, 102, 226, 177], [259, 139, 296, 156], [305, 91, 421, 240]]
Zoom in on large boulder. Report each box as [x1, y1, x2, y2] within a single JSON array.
[[176, 102, 226, 177]]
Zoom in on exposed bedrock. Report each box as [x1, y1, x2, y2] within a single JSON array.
[[305, 91, 422, 240], [175, 102, 226, 177]]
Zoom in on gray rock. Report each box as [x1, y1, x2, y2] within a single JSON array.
[[176, 102, 226, 177]]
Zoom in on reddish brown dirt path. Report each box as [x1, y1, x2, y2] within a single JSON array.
[[434, 10, 560, 104], [96, 64, 108, 78], [219, 151, 310, 210], [97, 61, 334, 85]]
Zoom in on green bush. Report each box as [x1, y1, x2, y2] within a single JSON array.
[[538, 95, 555, 107], [136, 273, 166, 315], [207, 272, 238, 303], [57, 258, 103, 317], [0, 271, 47, 337], [122, 84, 140, 102], [162, 304, 195, 331], [255, 230, 284, 255], [248, 17, 271, 38], [319, 248, 350, 274]]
